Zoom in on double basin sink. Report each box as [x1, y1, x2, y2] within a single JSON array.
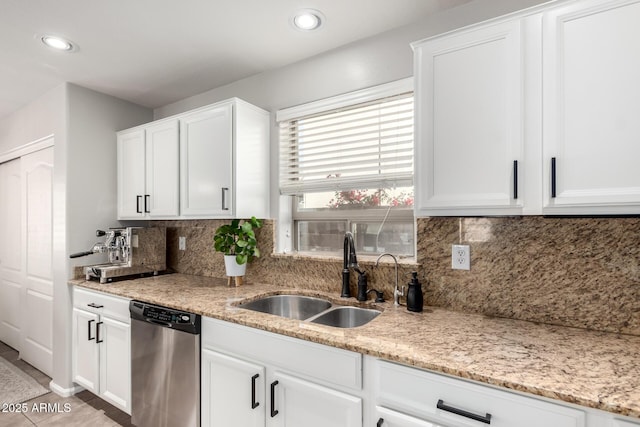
[[238, 294, 381, 328]]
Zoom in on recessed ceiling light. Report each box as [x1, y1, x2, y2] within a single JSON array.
[[292, 9, 324, 31], [40, 35, 76, 52]]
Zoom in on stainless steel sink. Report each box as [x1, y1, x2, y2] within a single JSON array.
[[308, 306, 381, 328], [238, 295, 332, 320]]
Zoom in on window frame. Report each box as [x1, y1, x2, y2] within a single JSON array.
[[276, 78, 415, 257]]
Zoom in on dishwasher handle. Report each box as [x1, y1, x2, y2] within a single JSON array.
[[146, 318, 172, 328]]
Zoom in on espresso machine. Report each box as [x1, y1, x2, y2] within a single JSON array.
[[70, 227, 166, 283]]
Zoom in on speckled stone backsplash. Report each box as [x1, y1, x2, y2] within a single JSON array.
[[153, 216, 640, 336]]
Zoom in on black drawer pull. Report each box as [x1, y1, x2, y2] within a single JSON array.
[[144, 194, 150, 213], [270, 380, 279, 417], [437, 399, 492, 424], [251, 374, 260, 409], [87, 303, 104, 309], [513, 160, 518, 199], [551, 157, 557, 198], [96, 321, 104, 344], [377, 418, 384, 427], [87, 319, 95, 341], [136, 195, 142, 213], [221, 187, 229, 211]]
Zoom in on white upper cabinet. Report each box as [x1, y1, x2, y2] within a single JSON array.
[[145, 120, 180, 218], [117, 98, 270, 220], [542, 0, 640, 214], [179, 104, 233, 217], [117, 121, 179, 220], [117, 129, 146, 219], [413, 20, 528, 216], [413, 0, 640, 216]]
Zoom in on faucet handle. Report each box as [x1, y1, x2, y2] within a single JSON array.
[[367, 288, 385, 303]]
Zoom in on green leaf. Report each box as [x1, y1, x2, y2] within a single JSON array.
[[236, 254, 248, 265]]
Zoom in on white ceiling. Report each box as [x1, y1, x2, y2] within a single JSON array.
[[0, 0, 472, 120]]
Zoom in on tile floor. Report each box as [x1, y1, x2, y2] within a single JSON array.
[[0, 341, 133, 427]]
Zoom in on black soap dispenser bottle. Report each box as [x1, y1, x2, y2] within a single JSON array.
[[406, 271, 423, 312]]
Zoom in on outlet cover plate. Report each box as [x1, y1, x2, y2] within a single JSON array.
[[452, 244, 470, 270]]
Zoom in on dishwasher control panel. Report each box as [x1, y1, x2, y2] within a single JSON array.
[[130, 300, 201, 334], [143, 306, 192, 324]]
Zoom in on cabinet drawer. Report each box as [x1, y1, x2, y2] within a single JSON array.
[[376, 360, 585, 427], [202, 317, 361, 391], [73, 287, 131, 323]]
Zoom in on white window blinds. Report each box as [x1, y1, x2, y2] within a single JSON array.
[[279, 91, 414, 195]]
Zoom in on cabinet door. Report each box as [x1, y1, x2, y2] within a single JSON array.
[[269, 371, 362, 427], [180, 104, 233, 217], [145, 120, 180, 218], [99, 316, 131, 414], [375, 407, 437, 427], [543, 0, 640, 214], [117, 129, 146, 219], [202, 349, 265, 427], [72, 307, 99, 394], [414, 20, 524, 216]]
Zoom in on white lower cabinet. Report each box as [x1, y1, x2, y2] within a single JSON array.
[[201, 317, 363, 427], [202, 348, 265, 427], [614, 421, 640, 427], [373, 360, 586, 427], [270, 371, 361, 427], [374, 407, 437, 427], [72, 288, 131, 414]]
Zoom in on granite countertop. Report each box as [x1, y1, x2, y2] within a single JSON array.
[[69, 273, 640, 419]]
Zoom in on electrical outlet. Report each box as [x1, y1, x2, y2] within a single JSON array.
[[452, 244, 470, 270], [179, 236, 186, 251]]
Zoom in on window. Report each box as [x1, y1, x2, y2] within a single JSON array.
[[277, 79, 415, 257]]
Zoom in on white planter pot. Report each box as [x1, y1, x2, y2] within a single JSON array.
[[224, 255, 247, 277]]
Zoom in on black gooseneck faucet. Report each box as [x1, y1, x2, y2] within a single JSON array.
[[342, 231, 364, 298]]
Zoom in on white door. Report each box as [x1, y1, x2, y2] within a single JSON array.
[[20, 146, 54, 376], [414, 20, 524, 216], [0, 158, 22, 349], [375, 407, 438, 427], [99, 316, 131, 414], [268, 371, 362, 427], [180, 104, 233, 217], [72, 307, 100, 394], [202, 349, 265, 427], [145, 120, 179, 218], [543, 0, 640, 213], [117, 129, 146, 219]]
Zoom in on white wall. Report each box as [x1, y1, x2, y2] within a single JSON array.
[[57, 84, 151, 391], [154, 0, 551, 118], [0, 83, 152, 393], [152, 0, 552, 248]]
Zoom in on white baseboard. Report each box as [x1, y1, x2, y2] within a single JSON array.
[[49, 380, 84, 397]]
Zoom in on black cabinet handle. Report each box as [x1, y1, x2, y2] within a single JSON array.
[[513, 160, 518, 199], [87, 319, 95, 341], [144, 194, 150, 213], [221, 187, 229, 211], [270, 380, 279, 417], [136, 195, 142, 213], [437, 399, 492, 424], [551, 157, 557, 198], [377, 418, 384, 427], [96, 321, 104, 344], [251, 374, 260, 409], [87, 303, 104, 309]]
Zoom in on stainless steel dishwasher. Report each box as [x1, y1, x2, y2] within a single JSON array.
[[129, 300, 201, 427]]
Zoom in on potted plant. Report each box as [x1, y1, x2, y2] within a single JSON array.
[[214, 217, 262, 282]]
